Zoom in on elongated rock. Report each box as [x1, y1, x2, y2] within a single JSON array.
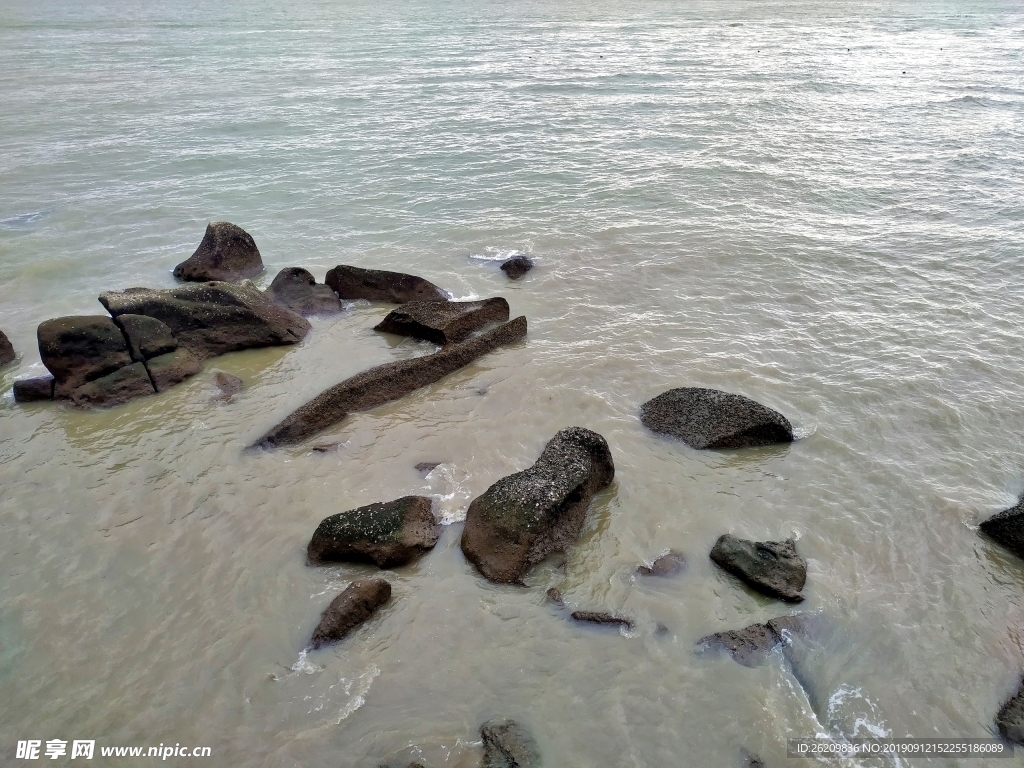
[[980, 497, 1024, 562], [641, 387, 793, 449], [309, 578, 391, 650], [252, 315, 526, 448], [461, 427, 614, 584], [308, 496, 440, 568], [570, 611, 634, 630], [325, 264, 448, 304], [173, 222, 263, 282], [374, 298, 509, 345], [710, 534, 807, 602]]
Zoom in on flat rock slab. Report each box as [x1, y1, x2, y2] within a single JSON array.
[[637, 551, 687, 577], [710, 534, 806, 602], [0, 330, 15, 366], [374, 297, 509, 345], [480, 719, 541, 768], [173, 222, 264, 282], [67, 362, 155, 409], [570, 611, 634, 630], [116, 314, 177, 362], [265, 267, 342, 315], [253, 316, 526, 449], [640, 387, 793, 449], [100, 281, 310, 361], [500, 255, 534, 280], [309, 578, 391, 650], [325, 264, 448, 304], [460, 427, 614, 584], [38, 315, 133, 395], [997, 677, 1024, 745], [697, 613, 813, 667], [307, 496, 440, 568], [980, 496, 1024, 561], [13, 376, 54, 402]]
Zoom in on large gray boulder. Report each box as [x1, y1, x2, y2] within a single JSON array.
[[710, 534, 806, 602], [307, 496, 440, 568], [997, 677, 1024, 745], [265, 267, 342, 315], [173, 222, 264, 282], [253, 316, 526, 449], [0, 330, 15, 366], [460, 427, 614, 584], [374, 298, 509, 345], [309, 578, 391, 650], [37, 315, 133, 396], [325, 264, 448, 304], [640, 387, 793, 449], [100, 281, 310, 361], [980, 497, 1024, 561], [480, 719, 541, 768]]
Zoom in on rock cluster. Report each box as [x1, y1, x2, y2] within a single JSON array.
[[309, 578, 392, 650]]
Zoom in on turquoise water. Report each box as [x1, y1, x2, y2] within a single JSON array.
[[2, 1, 1024, 765]]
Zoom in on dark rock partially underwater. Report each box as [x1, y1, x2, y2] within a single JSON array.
[[0, 329, 15, 366], [460, 427, 614, 584], [374, 298, 509, 345], [13, 376, 54, 402], [307, 496, 440, 568], [500, 255, 533, 280], [997, 677, 1024, 745], [309, 578, 392, 650], [710, 534, 807, 602], [265, 267, 342, 315], [640, 387, 793, 449], [637, 551, 686, 577], [325, 264, 448, 304], [570, 610, 634, 630], [253, 316, 526, 449], [173, 221, 264, 283], [480, 719, 541, 768], [980, 496, 1024, 562], [697, 614, 815, 667]]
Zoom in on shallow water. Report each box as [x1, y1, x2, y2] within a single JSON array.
[[2, 0, 1024, 765]]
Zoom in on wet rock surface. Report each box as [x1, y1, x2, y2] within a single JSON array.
[[253, 316, 526, 448], [415, 462, 441, 475], [640, 387, 794, 449], [460, 426, 614, 584], [545, 587, 564, 605], [38, 315, 133, 396], [710, 534, 806, 602], [307, 496, 440, 568], [637, 551, 686, 577], [173, 222, 264, 282], [980, 496, 1024, 562], [265, 267, 342, 315], [374, 298, 509, 345], [146, 349, 202, 392], [116, 314, 177, 362], [570, 611, 634, 630], [997, 677, 1024, 745], [0, 330, 15, 366], [212, 371, 244, 400], [500, 255, 533, 280], [13, 376, 54, 402], [67, 362, 155, 409], [480, 719, 541, 768], [309, 578, 391, 650], [697, 613, 815, 667], [100, 281, 310, 361], [325, 264, 448, 304]]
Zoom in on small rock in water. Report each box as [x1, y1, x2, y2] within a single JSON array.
[[311, 442, 342, 453], [308, 578, 391, 650], [746, 754, 767, 768], [980, 496, 1024, 562], [697, 613, 815, 667], [710, 534, 806, 602], [570, 611, 634, 631], [115, 314, 177, 362], [213, 372, 244, 400], [147, 349, 202, 392], [13, 376, 54, 402], [67, 362, 155, 409], [173, 221, 264, 283], [480, 719, 541, 768], [265, 267, 342, 316], [415, 462, 441, 476], [640, 387, 794, 449], [0, 329, 16, 366], [375, 298, 509, 345], [325, 264, 448, 304], [997, 676, 1024, 745], [545, 587, 564, 606], [307, 496, 440, 568], [637, 551, 686, 577], [500, 255, 534, 280]]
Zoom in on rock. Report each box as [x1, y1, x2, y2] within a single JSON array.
[[307, 496, 440, 568], [374, 298, 509, 345], [415, 462, 441, 476], [173, 222, 263, 282], [100, 281, 310, 361], [997, 677, 1024, 745], [697, 613, 814, 667], [710, 535, 806, 602], [12, 376, 54, 402], [460, 427, 614, 584], [637, 551, 686, 577], [308, 578, 391, 650], [37, 315, 134, 396], [213, 372, 244, 399], [253, 316, 526, 449], [500, 255, 533, 281], [265, 267, 342, 315], [480, 719, 540, 768], [545, 587, 564, 606], [325, 264, 448, 304], [67, 362, 155, 409], [746, 755, 767, 768], [115, 314, 177, 362], [640, 387, 794, 449], [980, 497, 1024, 562], [146, 349, 202, 392], [570, 611, 634, 630], [0, 330, 15, 366], [311, 442, 342, 453]]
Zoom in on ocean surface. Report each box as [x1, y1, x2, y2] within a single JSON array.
[[2, 0, 1024, 765]]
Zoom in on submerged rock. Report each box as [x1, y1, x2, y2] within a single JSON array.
[[710, 534, 806, 602], [12, 376, 54, 402], [265, 267, 342, 315], [213, 371, 244, 400], [415, 462, 441, 476], [67, 362, 155, 409], [309, 578, 391, 650], [0, 330, 15, 366], [997, 677, 1024, 745], [173, 222, 264, 282], [37, 315, 133, 396], [325, 264, 448, 304], [637, 551, 687, 577], [100, 281, 310, 361], [980, 497, 1024, 562], [545, 587, 564, 605], [500, 255, 533, 281], [115, 314, 177, 362], [307, 496, 440, 568], [146, 349, 202, 392], [480, 719, 541, 768], [570, 611, 634, 630], [374, 298, 509, 345], [253, 316, 526, 449], [460, 427, 614, 584], [697, 613, 815, 667], [640, 387, 793, 449]]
